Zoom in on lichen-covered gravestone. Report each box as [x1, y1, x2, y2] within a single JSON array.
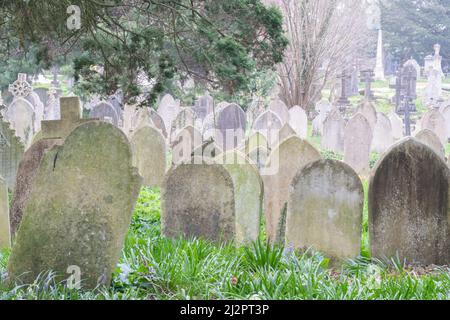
[[130, 125, 166, 187], [263, 136, 321, 243], [415, 129, 445, 159], [371, 112, 394, 154], [8, 121, 142, 288], [322, 109, 345, 153], [356, 100, 377, 130], [216, 151, 263, 245], [0, 176, 10, 248], [369, 138, 450, 265], [5, 97, 35, 148], [287, 159, 363, 260], [344, 113, 372, 176], [420, 109, 447, 145], [269, 99, 290, 124], [162, 158, 235, 242]]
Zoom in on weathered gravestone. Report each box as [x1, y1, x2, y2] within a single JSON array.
[[286, 159, 363, 260], [441, 105, 450, 140], [0, 176, 10, 248], [322, 109, 345, 153], [389, 111, 404, 141], [170, 108, 195, 143], [216, 151, 263, 245], [130, 125, 166, 187], [288, 106, 308, 139], [371, 112, 394, 154], [277, 123, 297, 145], [252, 110, 283, 146], [356, 101, 377, 130], [157, 94, 181, 132], [0, 114, 25, 190], [5, 97, 35, 148], [215, 103, 247, 151], [414, 129, 445, 159], [369, 138, 450, 265], [10, 139, 63, 238], [8, 121, 142, 288], [171, 125, 203, 165], [131, 108, 167, 138], [263, 136, 321, 243], [312, 100, 332, 136], [420, 109, 447, 145], [90, 101, 120, 126], [193, 92, 214, 121], [269, 99, 289, 124], [162, 158, 235, 242], [344, 113, 373, 176]]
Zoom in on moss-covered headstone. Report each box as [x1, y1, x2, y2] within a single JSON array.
[[8, 121, 142, 288]]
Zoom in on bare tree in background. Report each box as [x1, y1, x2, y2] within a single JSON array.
[[273, 0, 371, 113]]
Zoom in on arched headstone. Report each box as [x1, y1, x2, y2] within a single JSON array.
[[415, 129, 445, 159], [371, 112, 394, 154], [289, 106, 308, 139], [90, 101, 119, 126], [322, 109, 345, 153], [344, 113, 373, 175], [215, 103, 246, 151], [420, 109, 447, 145]]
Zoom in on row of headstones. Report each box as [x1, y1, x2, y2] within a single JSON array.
[[318, 100, 450, 175], [162, 136, 450, 266]]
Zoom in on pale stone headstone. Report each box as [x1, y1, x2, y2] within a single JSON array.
[[246, 99, 265, 127], [131, 108, 167, 138], [389, 111, 404, 141], [216, 151, 263, 245], [8, 121, 142, 288], [10, 139, 63, 238], [90, 101, 120, 126], [286, 159, 363, 260], [5, 98, 35, 148], [288, 106, 308, 139], [0, 176, 10, 248], [322, 109, 345, 153], [162, 158, 235, 242], [440, 105, 450, 140], [263, 136, 321, 243], [130, 125, 167, 187], [344, 113, 373, 176], [369, 137, 450, 265], [312, 100, 332, 136], [39, 97, 93, 141], [356, 101, 377, 130], [171, 125, 203, 165], [269, 99, 289, 124], [414, 129, 445, 159], [157, 94, 181, 131], [0, 114, 25, 190], [252, 110, 283, 146], [170, 107, 195, 143], [193, 92, 214, 121], [215, 103, 247, 151], [371, 112, 394, 154], [424, 44, 444, 104], [420, 109, 447, 145]]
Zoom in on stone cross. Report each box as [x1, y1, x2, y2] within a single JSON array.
[[361, 69, 375, 100], [8, 73, 32, 98], [41, 97, 94, 140], [337, 70, 351, 107]]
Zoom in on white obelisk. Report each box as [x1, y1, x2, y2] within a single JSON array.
[[374, 29, 385, 81]]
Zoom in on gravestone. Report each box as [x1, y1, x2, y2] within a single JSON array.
[[252, 110, 283, 146], [90, 101, 120, 126], [34, 88, 49, 109], [10, 139, 63, 238], [389, 111, 404, 141], [193, 92, 214, 121], [8, 121, 142, 288], [356, 101, 377, 130], [415, 129, 445, 159], [162, 158, 235, 242], [269, 99, 289, 124], [288, 106, 308, 139], [131, 108, 167, 138], [130, 125, 167, 187], [0, 114, 25, 190], [369, 138, 450, 265], [216, 103, 247, 151], [344, 113, 373, 175], [277, 123, 297, 144], [371, 112, 394, 154], [0, 177, 10, 248], [44, 88, 61, 121], [5, 98, 35, 148], [171, 125, 203, 165], [312, 100, 332, 136], [420, 109, 447, 145], [440, 105, 450, 140], [170, 107, 195, 143], [263, 136, 321, 243], [322, 109, 345, 153], [215, 151, 263, 245], [246, 99, 265, 127], [39, 97, 94, 141], [158, 94, 181, 131], [286, 159, 363, 260]]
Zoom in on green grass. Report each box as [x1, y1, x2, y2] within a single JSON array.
[[2, 187, 450, 300]]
